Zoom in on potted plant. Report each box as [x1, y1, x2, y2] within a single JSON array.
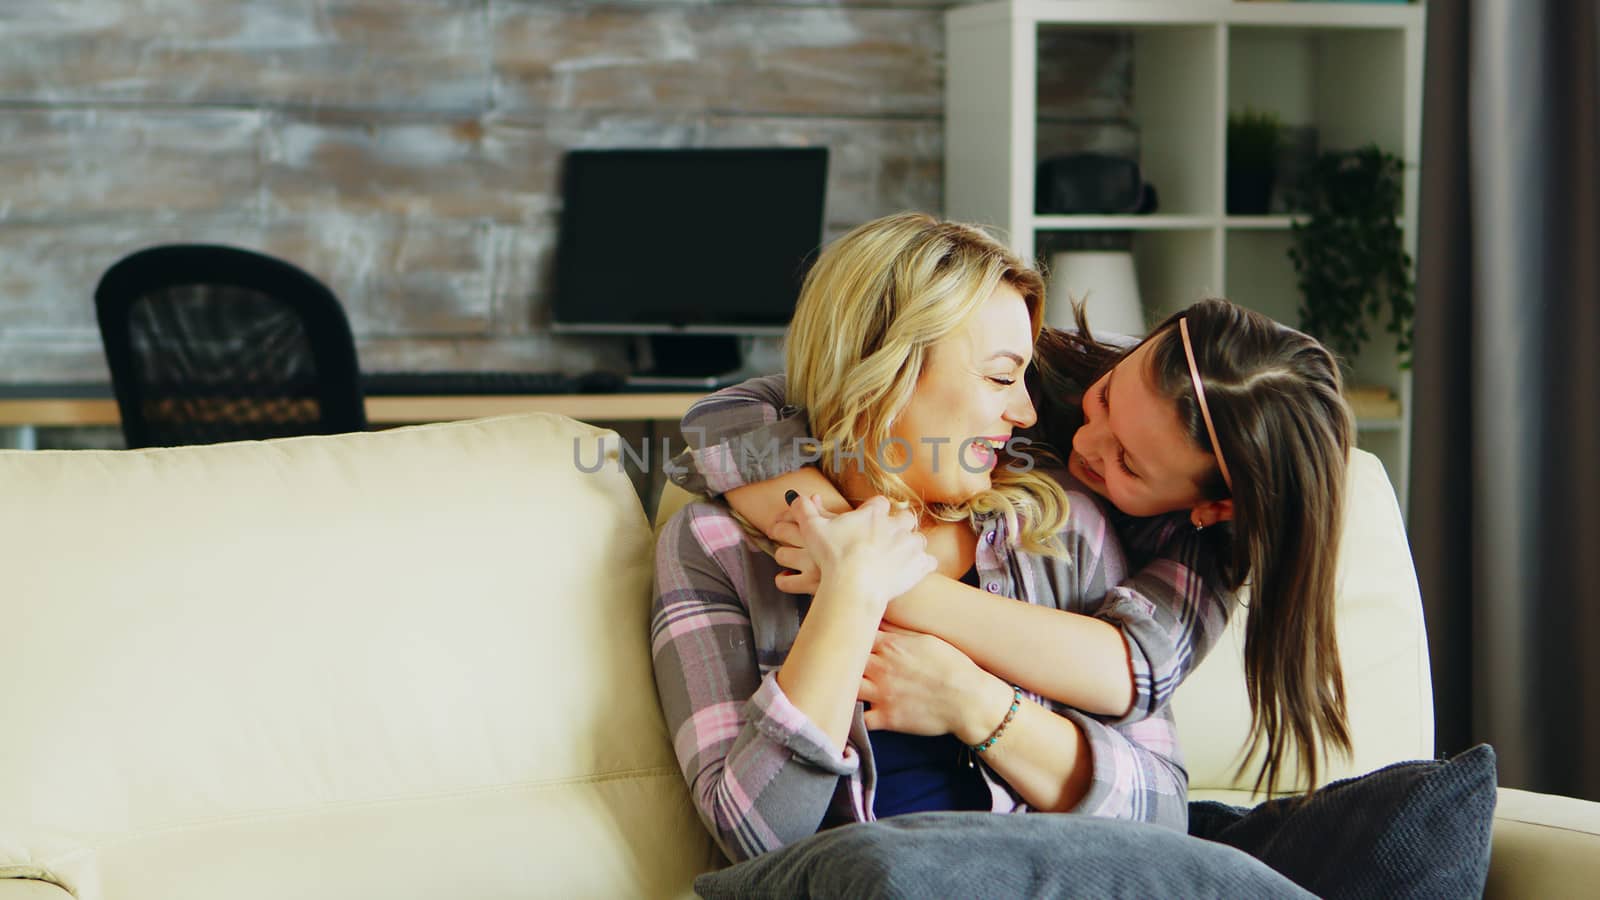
[[1286, 144, 1415, 366], [1227, 108, 1283, 214]]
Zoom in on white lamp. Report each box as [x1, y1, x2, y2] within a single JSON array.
[[1045, 250, 1146, 337]]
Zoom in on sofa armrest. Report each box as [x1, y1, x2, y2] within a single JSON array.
[[0, 881, 73, 900], [1485, 786, 1600, 899]]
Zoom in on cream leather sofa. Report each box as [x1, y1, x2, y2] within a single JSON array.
[[2, 413, 1596, 899]]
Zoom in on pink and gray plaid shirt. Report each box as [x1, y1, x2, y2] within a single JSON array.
[[653, 404, 1197, 861]]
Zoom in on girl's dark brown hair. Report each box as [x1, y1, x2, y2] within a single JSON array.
[[1027, 298, 1354, 799]]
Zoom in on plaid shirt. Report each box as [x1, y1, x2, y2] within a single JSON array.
[[668, 373, 1235, 730], [654, 397, 1196, 862]]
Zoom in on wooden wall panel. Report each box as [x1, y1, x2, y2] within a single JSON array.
[[0, 215, 491, 337], [0, 218, 268, 337], [488, 219, 559, 336], [260, 112, 941, 231], [1037, 29, 1133, 122], [0, 337, 109, 383], [0, 110, 262, 222], [1036, 30, 1136, 163], [259, 216, 494, 336], [0, 0, 490, 111], [491, 5, 942, 117], [261, 113, 563, 226]]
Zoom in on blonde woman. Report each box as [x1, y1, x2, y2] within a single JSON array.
[[653, 213, 1309, 896]]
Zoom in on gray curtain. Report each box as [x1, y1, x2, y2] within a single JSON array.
[[1411, 0, 1600, 800]]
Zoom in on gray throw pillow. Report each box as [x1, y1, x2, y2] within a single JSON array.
[[1187, 743, 1498, 900], [695, 811, 1314, 899]]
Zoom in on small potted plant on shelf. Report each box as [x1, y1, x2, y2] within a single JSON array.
[[1227, 108, 1283, 215], [1286, 144, 1416, 368]]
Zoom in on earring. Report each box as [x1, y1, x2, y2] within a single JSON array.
[[1192, 513, 1206, 533]]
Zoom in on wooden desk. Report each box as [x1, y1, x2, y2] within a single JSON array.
[[0, 394, 705, 452], [0, 393, 703, 428]]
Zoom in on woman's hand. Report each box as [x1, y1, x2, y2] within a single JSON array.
[[770, 499, 827, 594], [771, 498, 960, 596], [790, 494, 934, 609], [773, 544, 823, 595], [767, 500, 813, 550], [858, 624, 1010, 741]]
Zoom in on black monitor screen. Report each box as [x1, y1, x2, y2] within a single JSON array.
[[550, 147, 828, 333]]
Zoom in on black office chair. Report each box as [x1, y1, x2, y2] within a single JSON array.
[[94, 244, 366, 449]]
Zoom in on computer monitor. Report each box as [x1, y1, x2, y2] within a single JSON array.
[[550, 147, 828, 379]]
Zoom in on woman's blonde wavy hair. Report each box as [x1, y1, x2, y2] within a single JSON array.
[[785, 211, 1070, 554]]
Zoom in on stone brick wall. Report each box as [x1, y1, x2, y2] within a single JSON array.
[[0, 1, 1128, 386]]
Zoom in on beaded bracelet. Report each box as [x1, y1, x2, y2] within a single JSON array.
[[966, 684, 1023, 766]]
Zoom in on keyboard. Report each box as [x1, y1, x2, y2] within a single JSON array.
[[362, 370, 626, 396]]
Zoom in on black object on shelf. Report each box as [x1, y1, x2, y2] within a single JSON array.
[[1226, 108, 1286, 215], [1226, 167, 1276, 215], [1035, 153, 1158, 215]]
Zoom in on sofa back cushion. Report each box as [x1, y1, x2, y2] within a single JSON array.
[[0, 414, 714, 900], [1173, 449, 1435, 796]]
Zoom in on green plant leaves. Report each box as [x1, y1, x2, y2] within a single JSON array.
[[1286, 145, 1415, 368], [1228, 108, 1284, 171]]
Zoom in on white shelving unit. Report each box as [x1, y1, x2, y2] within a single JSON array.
[[945, 0, 1424, 513]]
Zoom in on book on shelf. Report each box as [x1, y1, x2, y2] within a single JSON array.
[[1345, 384, 1402, 421]]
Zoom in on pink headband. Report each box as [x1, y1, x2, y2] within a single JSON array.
[[1178, 317, 1233, 491]]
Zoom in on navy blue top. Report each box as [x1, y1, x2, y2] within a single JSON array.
[[869, 566, 992, 818]]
